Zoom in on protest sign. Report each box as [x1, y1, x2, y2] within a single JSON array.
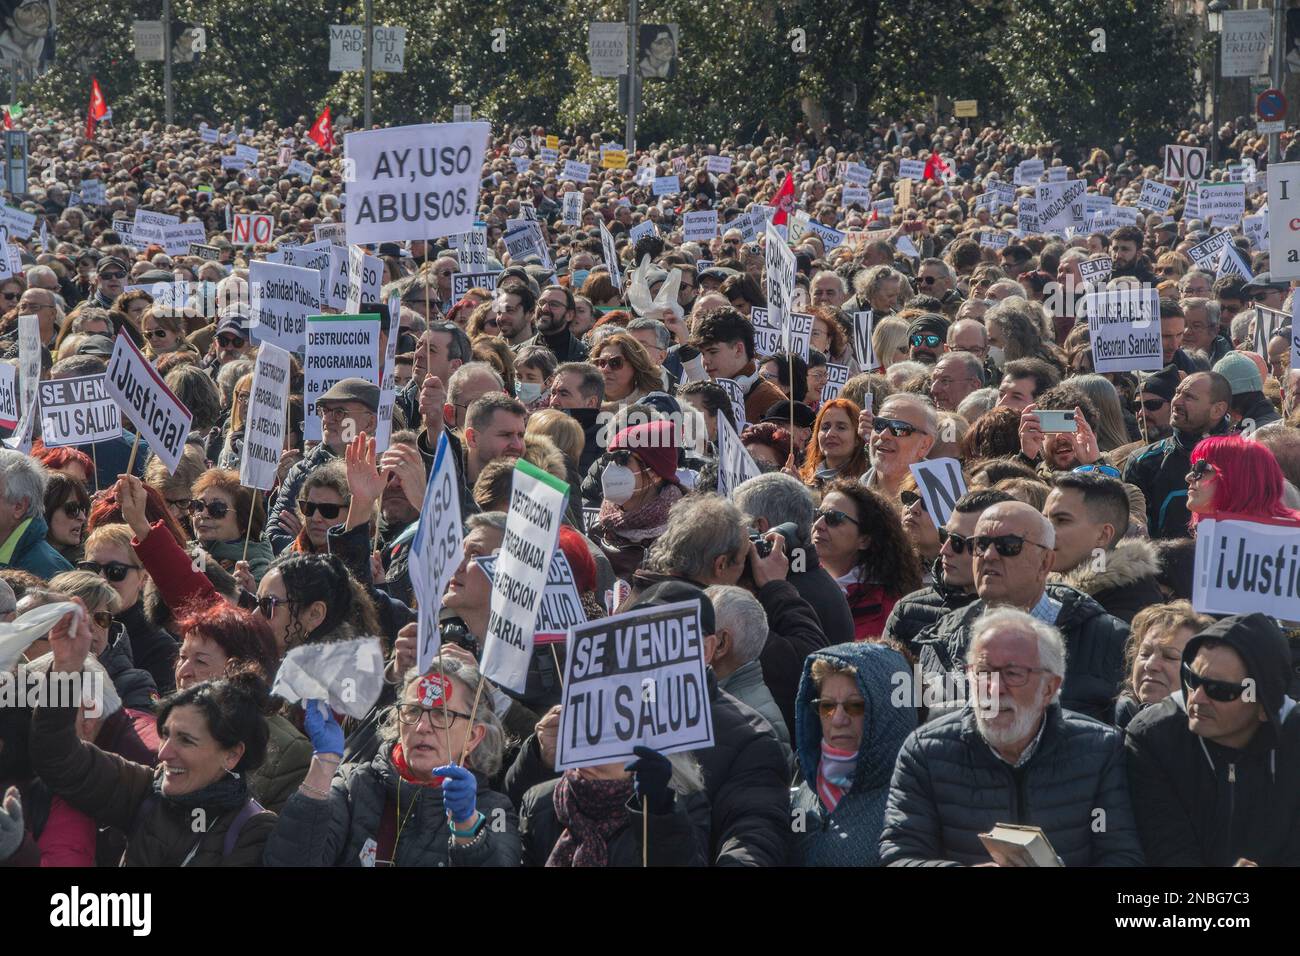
[[556, 600, 715, 771], [233, 213, 275, 245], [897, 159, 926, 180], [1163, 144, 1207, 183], [158, 220, 206, 257], [539, 147, 559, 166], [250, 261, 320, 353], [1267, 163, 1300, 280], [451, 271, 499, 298], [0, 364, 14, 430], [562, 191, 583, 226], [1085, 287, 1162, 374], [476, 551, 586, 643], [409, 432, 464, 673], [842, 163, 872, 187], [374, 296, 401, 454], [601, 149, 628, 170], [1014, 159, 1044, 185], [841, 185, 872, 209], [1186, 231, 1235, 273], [909, 458, 968, 527], [239, 341, 291, 491], [683, 210, 717, 243], [822, 363, 850, 404], [1197, 182, 1246, 224], [1035, 179, 1086, 233], [285, 159, 314, 180], [560, 160, 591, 183], [716, 410, 761, 497], [1193, 515, 1300, 620], [979, 231, 1009, 249], [131, 209, 179, 246], [600, 222, 622, 290], [764, 222, 797, 351], [652, 175, 680, 197], [852, 310, 876, 371], [750, 307, 812, 361], [1136, 179, 1175, 214], [325, 245, 351, 310], [1017, 198, 1039, 235], [346, 245, 382, 313], [2, 315, 38, 453], [1252, 305, 1287, 359], [104, 332, 193, 473], [628, 219, 658, 245], [1046, 167, 1069, 183], [271, 638, 386, 720], [1078, 256, 1112, 286], [303, 314, 380, 441], [504, 221, 549, 266], [481, 460, 568, 694], [715, 377, 746, 431], [37, 375, 121, 448], [79, 180, 106, 206], [706, 155, 733, 175], [343, 122, 489, 245], [1243, 213, 1269, 252], [314, 222, 347, 246], [1217, 243, 1253, 282], [456, 226, 489, 270], [189, 242, 222, 261]]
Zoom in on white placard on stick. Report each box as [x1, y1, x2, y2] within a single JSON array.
[[38, 375, 121, 448], [1193, 515, 1300, 619], [239, 342, 292, 491], [1085, 287, 1163, 374], [104, 332, 194, 473], [250, 261, 321, 353], [908, 458, 967, 527], [409, 432, 464, 673], [302, 314, 380, 441]]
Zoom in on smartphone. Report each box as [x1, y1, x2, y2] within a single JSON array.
[[1037, 410, 1077, 433]]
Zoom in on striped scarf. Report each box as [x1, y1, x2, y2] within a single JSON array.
[[816, 741, 858, 814]]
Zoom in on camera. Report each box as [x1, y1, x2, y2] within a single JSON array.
[[749, 521, 801, 558]]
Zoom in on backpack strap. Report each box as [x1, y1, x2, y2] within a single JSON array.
[[222, 798, 266, 859]]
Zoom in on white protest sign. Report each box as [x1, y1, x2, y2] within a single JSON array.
[[1014, 159, 1045, 186], [1046, 167, 1069, 183], [652, 175, 680, 196], [131, 209, 180, 246], [1216, 243, 1253, 282], [556, 600, 715, 771], [157, 220, 207, 257], [1136, 180, 1175, 214], [2, 315, 39, 453], [539, 147, 559, 166], [715, 377, 746, 431], [628, 219, 658, 246], [1085, 287, 1163, 373], [909, 458, 967, 527], [374, 294, 402, 454], [1017, 198, 1039, 234], [897, 159, 926, 180], [764, 222, 797, 352], [346, 245, 383, 313], [456, 227, 489, 271], [1197, 182, 1246, 225], [239, 342, 291, 491], [0, 364, 15, 430], [104, 332, 194, 473], [1268, 163, 1300, 280], [504, 222, 549, 267], [343, 122, 489, 245], [325, 245, 351, 310], [750, 307, 812, 361], [560, 160, 591, 183], [842, 185, 872, 209], [451, 271, 499, 298], [233, 213, 275, 245], [1193, 516, 1300, 619], [303, 314, 380, 441], [1243, 213, 1269, 252], [38, 375, 121, 448], [250, 261, 320, 353], [979, 231, 1009, 250], [1251, 305, 1287, 359], [480, 460, 568, 694], [842, 163, 872, 187], [1078, 256, 1113, 286], [717, 410, 761, 497], [409, 432, 464, 673], [562, 191, 583, 226], [683, 210, 717, 243], [476, 551, 586, 643], [1163, 144, 1207, 183], [587, 22, 627, 77], [1186, 231, 1235, 273], [852, 310, 876, 371], [1035, 179, 1086, 234], [706, 155, 733, 175], [600, 222, 622, 291], [286, 159, 314, 180], [821, 363, 850, 404]]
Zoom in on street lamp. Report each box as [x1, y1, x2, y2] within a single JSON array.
[[1207, 0, 1232, 166]]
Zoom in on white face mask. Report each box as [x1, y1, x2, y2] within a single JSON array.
[[516, 381, 545, 404], [601, 462, 638, 505], [987, 346, 1005, 367]]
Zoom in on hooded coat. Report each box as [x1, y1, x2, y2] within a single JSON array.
[[1048, 538, 1165, 624], [1124, 613, 1300, 866], [790, 642, 916, 866], [2, 513, 73, 579]]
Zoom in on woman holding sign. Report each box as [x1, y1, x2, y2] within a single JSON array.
[[264, 661, 519, 867]]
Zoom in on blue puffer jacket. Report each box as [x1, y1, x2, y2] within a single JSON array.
[[5, 514, 73, 579], [879, 704, 1144, 866], [790, 642, 916, 866]]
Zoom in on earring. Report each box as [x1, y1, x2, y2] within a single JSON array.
[[226, 766, 240, 779]]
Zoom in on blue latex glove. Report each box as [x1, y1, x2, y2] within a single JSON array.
[[625, 745, 673, 814], [434, 764, 478, 826], [303, 700, 344, 757]]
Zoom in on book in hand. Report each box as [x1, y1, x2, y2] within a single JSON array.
[[978, 824, 1062, 867]]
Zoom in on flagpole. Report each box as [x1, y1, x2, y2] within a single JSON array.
[[163, 0, 173, 126]]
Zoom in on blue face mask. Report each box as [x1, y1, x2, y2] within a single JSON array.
[[571, 269, 590, 291]]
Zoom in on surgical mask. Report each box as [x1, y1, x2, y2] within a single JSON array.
[[516, 381, 545, 404], [601, 462, 638, 505], [571, 269, 590, 290]]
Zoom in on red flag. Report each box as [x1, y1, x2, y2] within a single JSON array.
[[771, 171, 796, 226], [2, 109, 11, 131], [307, 107, 334, 150], [85, 78, 108, 140], [923, 150, 951, 182]]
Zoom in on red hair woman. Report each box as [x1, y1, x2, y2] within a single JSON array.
[[799, 398, 868, 489], [1187, 435, 1300, 527]]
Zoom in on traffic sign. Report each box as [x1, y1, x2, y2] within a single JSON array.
[[1257, 88, 1286, 122]]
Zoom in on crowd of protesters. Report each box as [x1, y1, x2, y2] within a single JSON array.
[[0, 101, 1296, 868]]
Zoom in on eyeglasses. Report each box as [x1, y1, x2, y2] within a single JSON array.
[[397, 703, 473, 728], [298, 500, 345, 520], [217, 334, 245, 348], [77, 560, 141, 583], [969, 534, 1050, 558], [872, 417, 922, 438], [91, 610, 114, 630], [595, 355, 625, 371], [146, 327, 171, 340], [1182, 662, 1250, 702], [810, 698, 866, 718], [910, 333, 942, 348], [919, 275, 938, 285], [938, 528, 971, 554], [235, 391, 251, 405], [1186, 460, 1217, 484], [1135, 398, 1167, 412], [968, 663, 1050, 688], [189, 499, 231, 519], [167, 497, 192, 511], [813, 507, 860, 529], [98, 271, 126, 281], [900, 490, 925, 509], [1073, 464, 1122, 479], [256, 594, 289, 619], [61, 501, 88, 519]]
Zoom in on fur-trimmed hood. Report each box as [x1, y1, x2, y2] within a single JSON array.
[[1050, 538, 1160, 598]]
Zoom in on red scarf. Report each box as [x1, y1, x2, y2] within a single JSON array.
[[546, 770, 634, 867], [390, 743, 446, 788]]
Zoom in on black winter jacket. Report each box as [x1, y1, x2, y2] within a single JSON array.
[[913, 584, 1129, 723], [1047, 539, 1165, 625], [1123, 418, 1232, 540], [879, 704, 1144, 866], [116, 602, 179, 696], [884, 560, 977, 653], [754, 579, 831, 739]]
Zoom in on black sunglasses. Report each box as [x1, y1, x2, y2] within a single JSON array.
[[910, 333, 942, 348], [257, 594, 289, 620], [77, 560, 141, 583], [1135, 398, 1167, 412], [970, 534, 1050, 558], [61, 501, 88, 519], [814, 507, 860, 529], [98, 270, 126, 281], [146, 327, 171, 339], [1186, 460, 1217, 483], [872, 417, 921, 438], [217, 334, 245, 348], [1182, 662, 1250, 702], [900, 490, 925, 509], [938, 528, 971, 554], [189, 499, 231, 518], [298, 500, 345, 520]]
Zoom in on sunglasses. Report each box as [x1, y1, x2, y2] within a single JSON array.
[[1186, 460, 1217, 483], [595, 355, 625, 371], [77, 560, 141, 583], [167, 497, 192, 511], [910, 333, 942, 348], [872, 417, 921, 438], [1135, 398, 1167, 412], [91, 610, 114, 630], [1182, 662, 1250, 702], [938, 527, 971, 554], [810, 698, 866, 718], [0, 292, 16, 302], [970, 534, 1050, 558], [1073, 464, 1122, 479], [98, 271, 126, 280], [919, 275, 938, 285], [298, 500, 345, 520], [257, 594, 289, 620], [61, 501, 88, 519], [217, 334, 245, 348], [146, 327, 171, 339], [900, 490, 925, 509], [814, 507, 860, 529], [189, 499, 231, 519]]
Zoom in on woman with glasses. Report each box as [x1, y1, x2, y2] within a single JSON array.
[[799, 398, 868, 487], [810, 306, 858, 375], [590, 332, 663, 411], [48, 569, 159, 709], [1187, 434, 1300, 529], [899, 472, 941, 576], [288, 460, 350, 555], [43, 472, 91, 566], [1114, 601, 1211, 729], [139, 306, 195, 362], [189, 468, 273, 583], [264, 659, 520, 867], [811, 479, 923, 642], [256, 552, 381, 657], [791, 641, 916, 865]]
